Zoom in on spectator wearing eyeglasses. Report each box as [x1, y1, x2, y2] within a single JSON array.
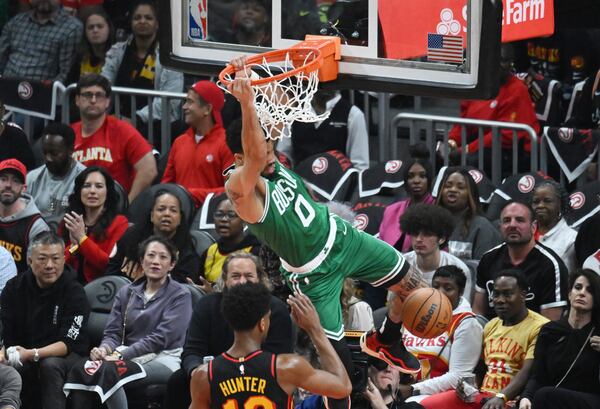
[[363, 358, 403, 409], [71, 73, 157, 203], [194, 197, 261, 292]]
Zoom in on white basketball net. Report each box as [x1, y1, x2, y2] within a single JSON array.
[[221, 50, 329, 140]]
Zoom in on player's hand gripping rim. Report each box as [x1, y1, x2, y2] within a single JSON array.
[[227, 56, 255, 105]]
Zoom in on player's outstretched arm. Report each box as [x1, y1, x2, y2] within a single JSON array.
[[190, 364, 211, 409], [278, 294, 352, 399], [225, 56, 268, 223]]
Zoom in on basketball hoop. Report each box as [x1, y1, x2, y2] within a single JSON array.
[[218, 36, 341, 140]]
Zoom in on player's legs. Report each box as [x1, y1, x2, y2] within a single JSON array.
[[332, 219, 426, 373]]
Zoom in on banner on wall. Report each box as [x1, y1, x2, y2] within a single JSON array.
[[380, 0, 555, 60]]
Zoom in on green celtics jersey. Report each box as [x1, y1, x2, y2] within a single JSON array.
[[248, 162, 331, 268]]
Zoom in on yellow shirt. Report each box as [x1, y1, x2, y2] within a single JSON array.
[[203, 243, 254, 283], [480, 310, 548, 393]]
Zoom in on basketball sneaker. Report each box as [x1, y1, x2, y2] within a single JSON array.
[[360, 330, 421, 374]]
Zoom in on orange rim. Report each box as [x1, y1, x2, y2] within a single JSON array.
[[218, 47, 323, 86]]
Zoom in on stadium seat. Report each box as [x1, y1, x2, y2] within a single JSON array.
[[372, 306, 388, 329], [189, 230, 216, 261], [294, 150, 359, 203], [187, 282, 207, 301], [114, 181, 129, 214], [83, 275, 131, 347], [564, 79, 587, 125], [190, 192, 228, 238], [463, 259, 479, 303], [525, 73, 563, 127], [128, 183, 196, 226]]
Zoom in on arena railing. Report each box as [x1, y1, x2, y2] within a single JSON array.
[[61, 84, 187, 153], [390, 112, 539, 186]]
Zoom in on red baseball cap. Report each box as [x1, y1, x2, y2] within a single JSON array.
[[0, 158, 26, 183], [191, 80, 225, 126]]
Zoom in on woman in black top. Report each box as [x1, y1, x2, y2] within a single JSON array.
[[519, 269, 600, 409], [106, 189, 199, 283]]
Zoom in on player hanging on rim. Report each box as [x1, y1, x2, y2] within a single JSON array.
[[190, 282, 352, 409], [224, 56, 428, 377]]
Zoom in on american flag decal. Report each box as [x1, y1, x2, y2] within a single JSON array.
[[427, 34, 464, 64]]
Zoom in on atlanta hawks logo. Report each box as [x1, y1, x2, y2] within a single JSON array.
[[84, 360, 103, 375], [17, 82, 33, 100], [354, 214, 369, 231], [558, 128, 574, 143], [569, 192, 585, 210], [312, 157, 328, 175], [468, 169, 483, 183], [385, 160, 402, 174], [517, 175, 535, 193]]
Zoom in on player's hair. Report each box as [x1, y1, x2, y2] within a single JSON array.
[[221, 282, 271, 331], [225, 118, 244, 154], [402, 158, 433, 195], [500, 200, 536, 223], [76, 73, 111, 97], [41, 122, 76, 149], [432, 265, 467, 292], [532, 180, 571, 216], [493, 269, 529, 292], [399, 203, 455, 242]]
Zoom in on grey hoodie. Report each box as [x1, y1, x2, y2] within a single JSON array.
[[0, 194, 50, 272]]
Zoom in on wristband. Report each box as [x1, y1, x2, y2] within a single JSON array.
[[495, 392, 508, 402], [79, 235, 88, 245], [68, 244, 79, 254]]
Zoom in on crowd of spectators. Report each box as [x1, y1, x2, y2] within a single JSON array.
[[0, 2, 600, 409]]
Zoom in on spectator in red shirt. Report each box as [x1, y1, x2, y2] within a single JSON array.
[[448, 45, 540, 177], [71, 73, 157, 202], [61, 166, 128, 283], [162, 80, 234, 205]]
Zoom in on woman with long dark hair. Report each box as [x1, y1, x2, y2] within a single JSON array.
[[436, 167, 500, 261], [519, 269, 600, 409], [106, 189, 200, 282], [379, 158, 435, 253], [68, 11, 116, 84], [62, 166, 128, 283]]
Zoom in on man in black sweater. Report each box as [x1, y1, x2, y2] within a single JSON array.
[[0, 231, 90, 409], [165, 251, 293, 409]]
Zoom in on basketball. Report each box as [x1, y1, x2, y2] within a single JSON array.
[[402, 288, 453, 339]]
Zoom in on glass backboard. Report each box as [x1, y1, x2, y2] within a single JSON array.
[[158, 0, 503, 98]]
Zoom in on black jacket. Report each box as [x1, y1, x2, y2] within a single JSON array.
[[106, 226, 201, 283], [181, 292, 293, 376], [0, 265, 90, 356]]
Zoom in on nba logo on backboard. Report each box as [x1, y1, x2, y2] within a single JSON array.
[[189, 0, 207, 42]]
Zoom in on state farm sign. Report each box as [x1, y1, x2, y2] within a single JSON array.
[[380, 0, 554, 59]]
